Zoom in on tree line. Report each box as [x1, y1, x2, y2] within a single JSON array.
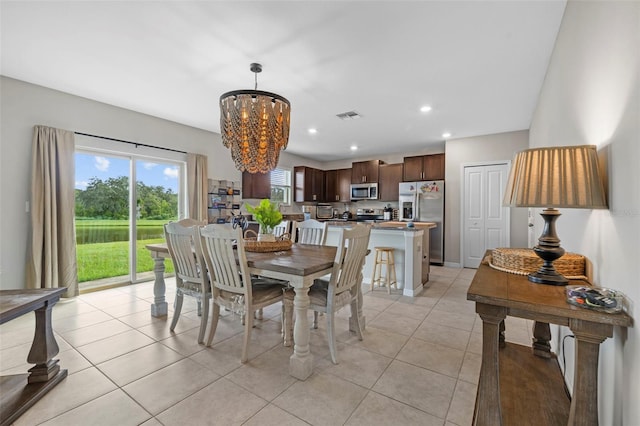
[[75, 176, 178, 220]]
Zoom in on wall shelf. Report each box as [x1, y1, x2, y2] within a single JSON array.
[[207, 179, 242, 224]]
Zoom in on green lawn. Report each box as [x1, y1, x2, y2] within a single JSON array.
[[76, 219, 175, 282]]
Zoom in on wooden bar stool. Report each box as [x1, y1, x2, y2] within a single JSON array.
[[371, 246, 397, 294]]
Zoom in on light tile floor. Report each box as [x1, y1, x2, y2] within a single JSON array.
[[1, 266, 534, 426]]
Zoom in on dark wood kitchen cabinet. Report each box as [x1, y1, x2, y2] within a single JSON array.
[[242, 171, 271, 199], [324, 169, 337, 202], [351, 160, 381, 183], [403, 153, 445, 181], [324, 168, 352, 202], [294, 166, 324, 202], [378, 163, 403, 201], [337, 168, 352, 202]]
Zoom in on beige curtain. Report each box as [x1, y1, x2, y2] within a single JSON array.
[[187, 153, 208, 222], [26, 125, 78, 297]]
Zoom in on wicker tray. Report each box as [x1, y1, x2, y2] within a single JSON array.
[[490, 248, 586, 279], [243, 230, 293, 252]]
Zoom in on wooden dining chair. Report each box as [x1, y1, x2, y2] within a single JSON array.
[[197, 224, 289, 363], [270, 220, 291, 238], [284, 224, 371, 363], [163, 221, 210, 344], [291, 219, 328, 245]]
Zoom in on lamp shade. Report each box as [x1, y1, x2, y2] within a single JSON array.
[[503, 145, 607, 209]]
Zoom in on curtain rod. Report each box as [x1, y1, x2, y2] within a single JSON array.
[[74, 131, 187, 154]]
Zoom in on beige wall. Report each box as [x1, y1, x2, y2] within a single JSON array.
[[528, 1, 639, 423], [0, 76, 312, 289], [444, 130, 529, 266]]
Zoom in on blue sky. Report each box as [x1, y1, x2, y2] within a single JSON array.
[[75, 153, 179, 192]]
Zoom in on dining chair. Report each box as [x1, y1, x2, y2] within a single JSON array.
[[271, 220, 291, 238], [291, 219, 328, 245], [163, 221, 210, 344], [175, 218, 206, 228], [197, 224, 289, 363], [284, 223, 371, 364]]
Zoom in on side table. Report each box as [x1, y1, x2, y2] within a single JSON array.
[[467, 254, 632, 426], [0, 288, 68, 426]]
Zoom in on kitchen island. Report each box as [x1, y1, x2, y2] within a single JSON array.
[[325, 221, 436, 297]]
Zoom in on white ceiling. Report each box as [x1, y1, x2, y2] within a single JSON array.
[[1, 1, 566, 162]]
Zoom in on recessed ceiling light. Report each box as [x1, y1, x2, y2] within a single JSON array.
[[308, 128, 317, 134], [420, 105, 432, 113], [442, 132, 452, 138], [350, 145, 358, 151]]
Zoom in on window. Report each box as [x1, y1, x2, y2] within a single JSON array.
[[270, 167, 291, 205], [74, 135, 186, 289]]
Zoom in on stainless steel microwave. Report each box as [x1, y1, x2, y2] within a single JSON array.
[[350, 183, 378, 200]]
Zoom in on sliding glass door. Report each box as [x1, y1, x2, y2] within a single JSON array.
[[75, 151, 183, 289]]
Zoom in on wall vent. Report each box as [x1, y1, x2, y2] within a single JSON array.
[[336, 111, 362, 120]]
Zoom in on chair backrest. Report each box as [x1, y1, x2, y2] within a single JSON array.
[[164, 221, 206, 285], [198, 224, 252, 301], [291, 219, 328, 245], [329, 224, 371, 295], [273, 220, 290, 238], [175, 218, 206, 228]]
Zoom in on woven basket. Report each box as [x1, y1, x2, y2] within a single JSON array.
[[490, 248, 585, 278], [243, 230, 292, 253]]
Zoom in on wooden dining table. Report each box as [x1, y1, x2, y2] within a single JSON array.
[[145, 242, 337, 380]]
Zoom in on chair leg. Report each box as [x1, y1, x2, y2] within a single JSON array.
[[197, 297, 209, 344], [313, 311, 319, 329], [206, 303, 220, 347], [327, 309, 338, 364], [196, 299, 202, 316], [170, 292, 183, 332], [350, 297, 363, 341], [241, 308, 253, 363], [283, 298, 294, 347]]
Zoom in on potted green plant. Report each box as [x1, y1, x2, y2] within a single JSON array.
[[245, 199, 283, 242]]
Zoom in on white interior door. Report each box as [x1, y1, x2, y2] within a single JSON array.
[[463, 163, 510, 268]]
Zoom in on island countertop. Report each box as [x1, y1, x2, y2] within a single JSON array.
[[323, 221, 436, 231]]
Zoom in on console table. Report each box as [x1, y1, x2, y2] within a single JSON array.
[[467, 255, 632, 426], [0, 288, 68, 426]]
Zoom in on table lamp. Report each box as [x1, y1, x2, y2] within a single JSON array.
[[503, 145, 607, 285]]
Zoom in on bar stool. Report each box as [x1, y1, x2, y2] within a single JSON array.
[[372, 247, 397, 294]]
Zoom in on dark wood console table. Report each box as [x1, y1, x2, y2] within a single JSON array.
[[0, 288, 68, 426], [467, 256, 632, 426]]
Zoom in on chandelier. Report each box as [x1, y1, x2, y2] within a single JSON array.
[[219, 63, 291, 174]]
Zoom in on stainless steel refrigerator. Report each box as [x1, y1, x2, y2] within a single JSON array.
[[399, 180, 444, 264]]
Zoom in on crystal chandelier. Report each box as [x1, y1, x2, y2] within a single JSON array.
[[219, 63, 291, 174]]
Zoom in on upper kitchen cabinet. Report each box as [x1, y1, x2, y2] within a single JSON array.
[[294, 166, 325, 202], [403, 153, 445, 181], [351, 160, 381, 183], [378, 163, 403, 201], [337, 168, 352, 202], [242, 171, 271, 199], [324, 168, 352, 202]]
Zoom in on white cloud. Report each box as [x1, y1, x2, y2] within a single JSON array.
[[94, 156, 110, 172], [164, 167, 179, 179], [75, 180, 89, 189], [142, 162, 157, 170]]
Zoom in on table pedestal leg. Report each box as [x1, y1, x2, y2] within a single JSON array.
[[568, 319, 612, 426], [532, 321, 552, 358], [26, 302, 61, 383], [474, 303, 507, 426], [289, 286, 313, 380], [150, 255, 168, 317]]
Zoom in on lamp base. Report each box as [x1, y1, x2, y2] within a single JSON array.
[[528, 268, 569, 286], [528, 208, 569, 286]]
